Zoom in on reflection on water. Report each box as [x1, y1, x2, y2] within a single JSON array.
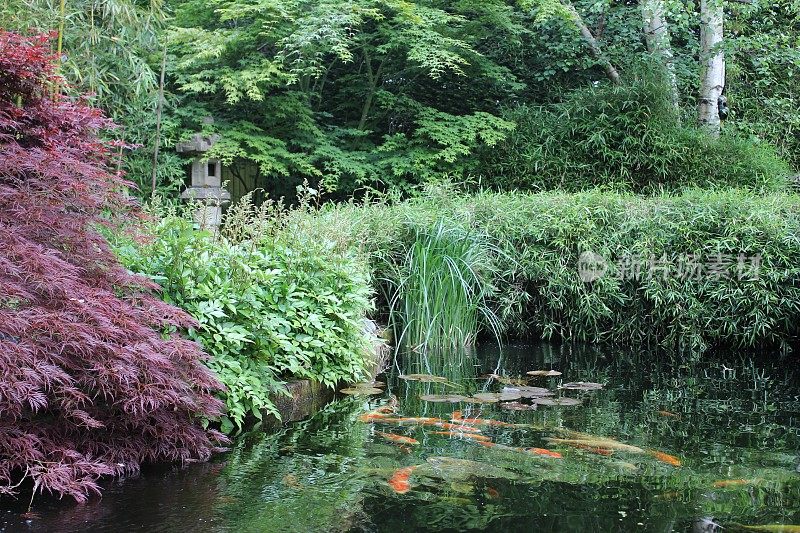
[[2, 343, 799, 533]]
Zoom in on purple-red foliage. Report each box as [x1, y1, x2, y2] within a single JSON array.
[[0, 32, 226, 502]]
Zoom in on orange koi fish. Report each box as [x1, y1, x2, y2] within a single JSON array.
[[376, 431, 420, 445], [649, 450, 681, 467], [369, 416, 441, 425], [526, 447, 563, 459], [712, 479, 752, 488], [657, 410, 679, 418], [375, 405, 396, 414], [486, 486, 500, 499], [572, 443, 613, 456], [388, 466, 417, 494], [358, 412, 393, 423], [392, 417, 441, 424], [431, 431, 492, 442], [433, 422, 482, 433], [451, 412, 517, 428]]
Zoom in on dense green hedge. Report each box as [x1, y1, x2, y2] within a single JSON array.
[[296, 187, 800, 353], [113, 213, 373, 432], [473, 76, 791, 193]]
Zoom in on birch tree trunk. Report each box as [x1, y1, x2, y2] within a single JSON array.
[[698, 0, 725, 136], [641, 0, 679, 108], [562, 1, 621, 85]]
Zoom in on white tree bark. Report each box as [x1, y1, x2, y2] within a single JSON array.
[[698, 0, 725, 136], [641, 0, 679, 108], [562, 1, 621, 85]]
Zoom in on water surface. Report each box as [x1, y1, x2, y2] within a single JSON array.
[[2, 343, 799, 532]]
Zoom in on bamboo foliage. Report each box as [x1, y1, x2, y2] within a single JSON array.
[[1, 0, 166, 116]]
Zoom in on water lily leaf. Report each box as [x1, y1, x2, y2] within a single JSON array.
[[500, 401, 537, 411], [484, 374, 529, 386], [400, 374, 449, 383], [534, 397, 581, 406], [353, 381, 385, 388], [419, 394, 469, 403], [501, 386, 554, 398], [472, 392, 522, 403], [340, 387, 383, 396], [459, 397, 496, 404], [526, 370, 562, 377], [561, 381, 603, 391]]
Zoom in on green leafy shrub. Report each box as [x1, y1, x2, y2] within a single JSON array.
[[113, 205, 373, 432], [292, 186, 800, 354], [475, 74, 791, 193]]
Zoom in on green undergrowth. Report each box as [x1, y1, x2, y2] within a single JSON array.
[[473, 74, 792, 193], [284, 185, 800, 354], [111, 197, 374, 432]]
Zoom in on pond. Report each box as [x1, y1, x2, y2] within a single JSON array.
[[2, 343, 799, 532]]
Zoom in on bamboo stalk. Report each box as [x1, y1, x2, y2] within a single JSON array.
[[151, 44, 167, 196], [53, 0, 66, 100]]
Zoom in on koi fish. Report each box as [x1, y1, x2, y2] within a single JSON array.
[[376, 431, 419, 445], [547, 438, 645, 454], [358, 412, 394, 423], [525, 447, 563, 459], [431, 431, 492, 442], [486, 486, 500, 499], [649, 450, 681, 467], [657, 410, 679, 418], [369, 416, 441, 425], [433, 422, 482, 433], [375, 405, 396, 414], [388, 466, 417, 494], [393, 417, 441, 424], [451, 412, 518, 428], [572, 444, 613, 456], [476, 441, 518, 452], [712, 478, 753, 488]]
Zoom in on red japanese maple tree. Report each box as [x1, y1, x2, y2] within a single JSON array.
[[0, 32, 226, 502]]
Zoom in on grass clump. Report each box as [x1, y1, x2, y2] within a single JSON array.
[[384, 220, 500, 350]]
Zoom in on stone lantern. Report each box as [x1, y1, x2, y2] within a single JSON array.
[[177, 132, 230, 230]]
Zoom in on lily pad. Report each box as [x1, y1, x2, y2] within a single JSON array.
[[340, 386, 384, 396], [534, 397, 582, 406], [484, 374, 529, 386], [459, 397, 496, 404], [353, 381, 386, 388], [471, 392, 522, 403], [526, 370, 562, 377], [500, 401, 537, 411], [399, 374, 449, 383], [561, 381, 604, 391], [501, 386, 554, 398], [419, 394, 469, 403]]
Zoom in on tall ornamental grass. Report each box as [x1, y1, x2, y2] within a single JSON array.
[[385, 220, 500, 350]]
